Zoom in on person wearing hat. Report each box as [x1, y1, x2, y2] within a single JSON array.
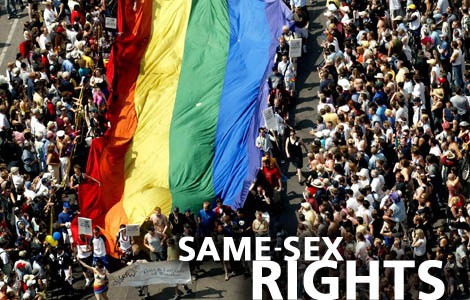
[[298, 201, 317, 227], [406, 4, 421, 42], [437, 121, 452, 141], [114, 224, 133, 265], [58, 202, 75, 246], [458, 121, 470, 144]]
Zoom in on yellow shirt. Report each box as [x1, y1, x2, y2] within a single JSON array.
[[82, 55, 94, 69]]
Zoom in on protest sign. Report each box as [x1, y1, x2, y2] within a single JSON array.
[[78, 217, 92, 236], [289, 38, 302, 58], [263, 107, 277, 130], [109, 261, 191, 287], [105, 17, 117, 30], [125, 224, 140, 237]]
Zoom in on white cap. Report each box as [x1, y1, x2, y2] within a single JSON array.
[[57, 130, 65, 138], [338, 78, 350, 90], [328, 3, 338, 11]]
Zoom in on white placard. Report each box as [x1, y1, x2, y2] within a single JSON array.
[[126, 224, 140, 237], [263, 107, 277, 130], [105, 17, 117, 30], [78, 217, 92, 236], [289, 38, 302, 58], [110, 261, 191, 287]]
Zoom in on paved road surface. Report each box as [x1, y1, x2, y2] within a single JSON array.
[[0, 5, 30, 74]]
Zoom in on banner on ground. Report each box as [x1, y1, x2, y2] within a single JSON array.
[[109, 261, 191, 287]]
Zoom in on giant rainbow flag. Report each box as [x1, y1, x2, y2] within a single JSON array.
[[75, 0, 291, 249]]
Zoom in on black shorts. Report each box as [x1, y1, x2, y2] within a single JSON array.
[[290, 155, 303, 169]]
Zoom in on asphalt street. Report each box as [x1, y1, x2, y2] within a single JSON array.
[[0, 4, 30, 75]]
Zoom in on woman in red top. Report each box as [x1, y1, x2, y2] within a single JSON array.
[[262, 160, 282, 192], [71, 5, 86, 26]]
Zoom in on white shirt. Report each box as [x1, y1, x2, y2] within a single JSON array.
[[278, 60, 291, 77], [0, 248, 9, 265], [43, 8, 57, 28], [430, 65, 440, 85], [371, 175, 385, 195], [414, 237, 427, 256], [91, 236, 107, 257], [409, 11, 421, 30], [390, 0, 401, 10], [355, 240, 371, 262], [31, 118, 46, 138], [39, 34, 50, 50], [429, 145, 442, 157], [346, 197, 359, 212], [396, 106, 408, 124], [413, 82, 425, 102], [0, 113, 10, 131], [76, 244, 92, 259]]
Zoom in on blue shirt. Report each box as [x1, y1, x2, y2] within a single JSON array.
[[58, 211, 74, 232], [62, 59, 75, 73], [198, 209, 216, 234], [376, 105, 387, 122]]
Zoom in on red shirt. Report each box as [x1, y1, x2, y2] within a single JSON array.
[[71, 10, 85, 25], [263, 167, 281, 188], [19, 40, 32, 60]]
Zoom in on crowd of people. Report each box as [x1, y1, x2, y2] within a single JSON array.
[[255, 0, 470, 299], [0, 0, 117, 299], [2, 0, 470, 299]]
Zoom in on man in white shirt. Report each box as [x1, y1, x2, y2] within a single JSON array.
[[346, 190, 359, 211], [38, 27, 50, 50], [43, 1, 58, 33], [277, 55, 291, 78], [429, 138, 442, 157], [0, 105, 10, 131], [30, 109, 46, 138], [370, 169, 385, 196], [89, 227, 108, 268]]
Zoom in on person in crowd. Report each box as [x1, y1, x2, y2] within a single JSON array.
[[77, 258, 110, 300], [143, 225, 165, 262], [89, 227, 108, 269]]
